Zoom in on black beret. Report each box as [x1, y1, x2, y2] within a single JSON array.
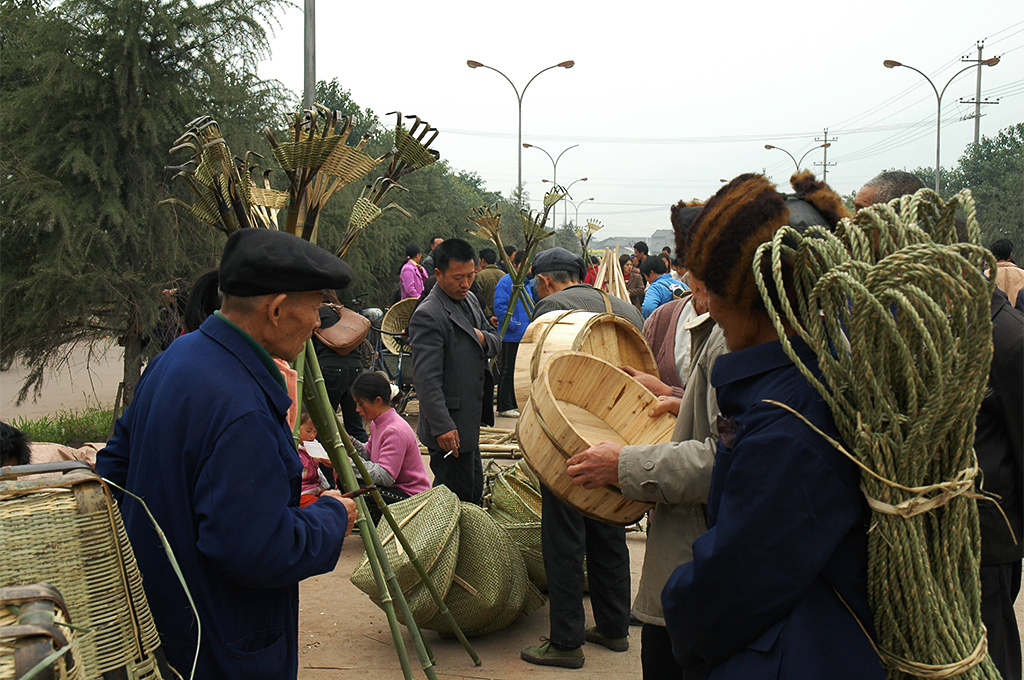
[[532, 247, 586, 281], [219, 228, 354, 296]]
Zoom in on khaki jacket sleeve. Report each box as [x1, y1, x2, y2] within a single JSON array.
[[618, 379, 720, 505]]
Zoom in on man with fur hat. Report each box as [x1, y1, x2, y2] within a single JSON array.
[[97, 228, 359, 680], [521, 247, 640, 669]]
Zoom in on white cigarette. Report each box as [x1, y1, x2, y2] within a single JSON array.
[[444, 449, 456, 458]]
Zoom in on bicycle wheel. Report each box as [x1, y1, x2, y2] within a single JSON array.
[[358, 338, 374, 370]]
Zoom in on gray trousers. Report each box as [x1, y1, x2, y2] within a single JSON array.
[[541, 485, 631, 649]]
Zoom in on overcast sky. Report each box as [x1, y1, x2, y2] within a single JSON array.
[[258, 0, 1023, 239]]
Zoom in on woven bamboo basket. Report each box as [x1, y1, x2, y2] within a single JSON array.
[[514, 310, 657, 408], [486, 462, 545, 588], [350, 486, 460, 626], [0, 464, 169, 680], [381, 297, 419, 356], [517, 351, 675, 525], [1, 584, 85, 680], [420, 504, 544, 637]]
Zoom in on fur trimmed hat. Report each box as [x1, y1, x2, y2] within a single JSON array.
[[685, 174, 790, 311], [788, 170, 850, 230]]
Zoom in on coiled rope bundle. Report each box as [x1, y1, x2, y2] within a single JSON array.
[[753, 188, 1000, 679]]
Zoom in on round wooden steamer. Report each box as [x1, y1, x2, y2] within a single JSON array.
[[513, 310, 657, 409], [516, 351, 675, 525]]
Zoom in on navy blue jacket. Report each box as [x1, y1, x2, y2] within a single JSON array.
[[97, 315, 349, 679], [662, 337, 883, 679]]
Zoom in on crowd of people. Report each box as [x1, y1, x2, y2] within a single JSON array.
[[3, 169, 1020, 680]]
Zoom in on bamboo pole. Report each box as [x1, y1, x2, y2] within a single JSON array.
[[338, 424, 482, 667], [292, 347, 306, 448], [304, 344, 480, 669], [299, 343, 419, 680]]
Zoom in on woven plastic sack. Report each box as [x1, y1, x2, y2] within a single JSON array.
[[423, 504, 544, 637], [350, 486, 460, 625]]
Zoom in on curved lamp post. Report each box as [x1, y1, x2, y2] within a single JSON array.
[[525, 143, 578, 226], [764, 142, 831, 173], [883, 57, 1000, 193], [544, 176, 587, 226], [466, 60, 574, 204], [567, 197, 595, 228]]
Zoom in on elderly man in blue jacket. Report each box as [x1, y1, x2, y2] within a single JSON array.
[[97, 228, 358, 680]]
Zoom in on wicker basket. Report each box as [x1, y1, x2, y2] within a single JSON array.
[[349, 486, 460, 626], [486, 461, 544, 588], [0, 463, 169, 680], [381, 297, 418, 356], [0, 583, 85, 680], [421, 504, 544, 637], [514, 310, 657, 408], [517, 351, 675, 525]]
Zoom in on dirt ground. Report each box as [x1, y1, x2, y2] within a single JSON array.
[[5, 351, 1023, 677], [297, 513, 648, 680]]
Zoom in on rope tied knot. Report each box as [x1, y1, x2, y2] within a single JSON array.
[[863, 466, 979, 518]]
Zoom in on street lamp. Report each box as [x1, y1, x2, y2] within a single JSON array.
[[525, 143, 578, 226], [764, 142, 831, 173], [883, 56, 1000, 193], [544, 177, 587, 226], [466, 59, 575, 205], [567, 197, 595, 228]]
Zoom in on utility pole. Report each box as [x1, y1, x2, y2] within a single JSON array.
[[959, 41, 1000, 146], [814, 129, 837, 182], [303, 0, 315, 108]]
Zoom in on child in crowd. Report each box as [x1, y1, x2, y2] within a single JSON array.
[[297, 411, 332, 508], [349, 372, 431, 523]]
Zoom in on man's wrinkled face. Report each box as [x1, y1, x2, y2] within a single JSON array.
[[436, 259, 476, 300], [272, 290, 323, 361]]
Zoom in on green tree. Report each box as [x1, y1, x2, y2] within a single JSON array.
[[0, 0, 287, 405], [946, 123, 1024, 248], [893, 124, 1022, 247]]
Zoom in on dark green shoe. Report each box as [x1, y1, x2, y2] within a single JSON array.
[[521, 639, 585, 668], [585, 626, 629, 652]]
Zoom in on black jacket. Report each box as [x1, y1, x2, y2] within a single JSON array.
[[976, 290, 1024, 565]]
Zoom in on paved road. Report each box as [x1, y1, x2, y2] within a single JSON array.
[[0, 342, 124, 421]]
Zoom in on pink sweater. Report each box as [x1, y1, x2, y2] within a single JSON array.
[[368, 408, 431, 497]]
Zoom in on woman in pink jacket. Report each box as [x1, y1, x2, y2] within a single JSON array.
[[350, 371, 431, 523]]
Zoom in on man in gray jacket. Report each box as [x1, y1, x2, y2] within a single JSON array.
[[521, 247, 639, 669], [567, 277, 726, 680], [408, 239, 499, 504]]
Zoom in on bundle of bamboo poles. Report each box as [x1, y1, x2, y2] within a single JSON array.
[[591, 246, 630, 302], [418, 427, 521, 459]]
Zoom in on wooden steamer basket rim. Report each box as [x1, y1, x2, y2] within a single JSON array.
[[516, 309, 658, 409], [516, 351, 675, 525]]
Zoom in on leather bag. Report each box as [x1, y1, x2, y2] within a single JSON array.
[[314, 304, 370, 355]]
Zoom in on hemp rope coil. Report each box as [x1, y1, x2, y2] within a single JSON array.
[[753, 188, 1000, 679]]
